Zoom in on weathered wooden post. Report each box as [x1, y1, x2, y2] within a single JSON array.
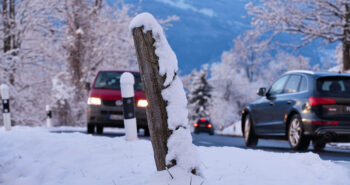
[[131, 21, 172, 172], [130, 13, 202, 183]]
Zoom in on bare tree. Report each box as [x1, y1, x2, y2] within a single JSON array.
[[246, 0, 350, 71], [0, 0, 64, 125], [231, 30, 270, 82], [50, 0, 138, 125]]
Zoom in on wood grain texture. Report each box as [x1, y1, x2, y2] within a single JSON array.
[[132, 27, 172, 171]]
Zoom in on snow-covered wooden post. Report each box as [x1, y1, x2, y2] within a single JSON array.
[[46, 105, 53, 128], [1, 84, 11, 131], [130, 13, 203, 184], [120, 72, 138, 141]]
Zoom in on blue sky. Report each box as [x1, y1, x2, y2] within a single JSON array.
[[120, 0, 337, 74]]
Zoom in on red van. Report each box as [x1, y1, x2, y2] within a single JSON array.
[[86, 70, 149, 135]]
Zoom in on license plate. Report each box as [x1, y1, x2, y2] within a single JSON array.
[[109, 114, 123, 120]]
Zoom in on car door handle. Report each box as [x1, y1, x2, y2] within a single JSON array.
[[269, 102, 274, 106], [287, 101, 292, 105]]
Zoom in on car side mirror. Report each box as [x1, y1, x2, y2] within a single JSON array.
[[257, 87, 267, 96], [85, 82, 91, 91]]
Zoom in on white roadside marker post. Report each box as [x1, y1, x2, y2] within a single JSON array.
[[1, 84, 11, 131], [46, 105, 52, 128], [120, 72, 138, 141]]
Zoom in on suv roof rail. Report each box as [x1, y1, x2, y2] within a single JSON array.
[[284, 70, 315, 75]]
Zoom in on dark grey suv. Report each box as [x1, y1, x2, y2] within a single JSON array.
[[242, 70, 350, 150]]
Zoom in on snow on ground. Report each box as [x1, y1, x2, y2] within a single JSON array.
[[328, 143, 350, 150], [216, 121, 243, 136], [1, 126, 350, 185]]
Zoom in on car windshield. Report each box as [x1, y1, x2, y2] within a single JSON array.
[[316, 76, 350, 97], [93, 71, 143, 91]]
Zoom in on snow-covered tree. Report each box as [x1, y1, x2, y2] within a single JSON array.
[[187, 65, 212, 123], [47, 1, 139, 125], [232, 30, 270, 82], [0, 0, 64, 125], [262, 52, 311, 85], [209, 57, 259, 129], [0, 0, 140, 126], [246, 0, 350, 71]]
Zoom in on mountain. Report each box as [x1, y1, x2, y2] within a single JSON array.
[[119, 0, 337, 74]]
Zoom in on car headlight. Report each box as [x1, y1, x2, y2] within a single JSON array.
[[137, 99, 148, 107], [88, 97, 101, 106]]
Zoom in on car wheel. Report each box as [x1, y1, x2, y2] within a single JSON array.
[[243, 114, 258, 147], [209, 129, 214, 135], [87, 124, 95, 134], [194, 128, 200, 134], [312, 140, 326, 151], [96, 126, 104, 134], [288, 114, 310, 150]]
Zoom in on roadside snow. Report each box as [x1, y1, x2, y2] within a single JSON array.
[[329, 143, 350, 150], [1, 127, 350, 185], [216, 121, 243, 136]]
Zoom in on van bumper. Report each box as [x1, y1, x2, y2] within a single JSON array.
[[87, 104, 148, 128]]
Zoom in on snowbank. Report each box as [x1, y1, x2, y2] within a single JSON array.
[[216, 121, 243, 136], [1, 127, 350, 185], [0, 127, 154, 185], [329, 143, 350, 150]]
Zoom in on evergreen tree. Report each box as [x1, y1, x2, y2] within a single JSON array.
[[187, 65, 212, 123]]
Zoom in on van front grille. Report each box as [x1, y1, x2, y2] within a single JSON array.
[[102, 100, 122, 107], [100, 110, 123, 115]]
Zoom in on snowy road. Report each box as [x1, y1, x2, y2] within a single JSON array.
[[53, 128, 350, 169], [93, 130, 350, 168], [192, 133, 350, 162], [192, 133, 350, 169]]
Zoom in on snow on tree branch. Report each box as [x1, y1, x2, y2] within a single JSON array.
[[246, 0, 350, 71]]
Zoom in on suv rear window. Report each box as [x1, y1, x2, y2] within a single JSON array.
[[94, 72, 143, 90], [316, 76, 350, 97]]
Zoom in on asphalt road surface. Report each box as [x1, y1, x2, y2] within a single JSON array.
[[192, 132, 350, 169]]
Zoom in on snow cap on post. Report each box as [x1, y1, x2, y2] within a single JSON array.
[[121, 72, 135, 98], [129, 12, 178, 87], [1, 84, 9, 99], [120, 72, 135, 85]]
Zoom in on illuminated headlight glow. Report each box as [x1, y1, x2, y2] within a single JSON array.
[[137, 99, 148, 107], [88, 97, 101, 105]]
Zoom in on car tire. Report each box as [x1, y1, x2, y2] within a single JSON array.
[[87, 124, 95, 134], [288, 114, 310, 151], [243, 114, 258, 147], [96, 126, 104, 134], [312, 140, 326, 151], [209, 129, 214, 135]]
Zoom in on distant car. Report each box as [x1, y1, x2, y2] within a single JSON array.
[[193, 118, 214, 135], [86, 70, 149, 135], [242, 70, 350, 150]]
